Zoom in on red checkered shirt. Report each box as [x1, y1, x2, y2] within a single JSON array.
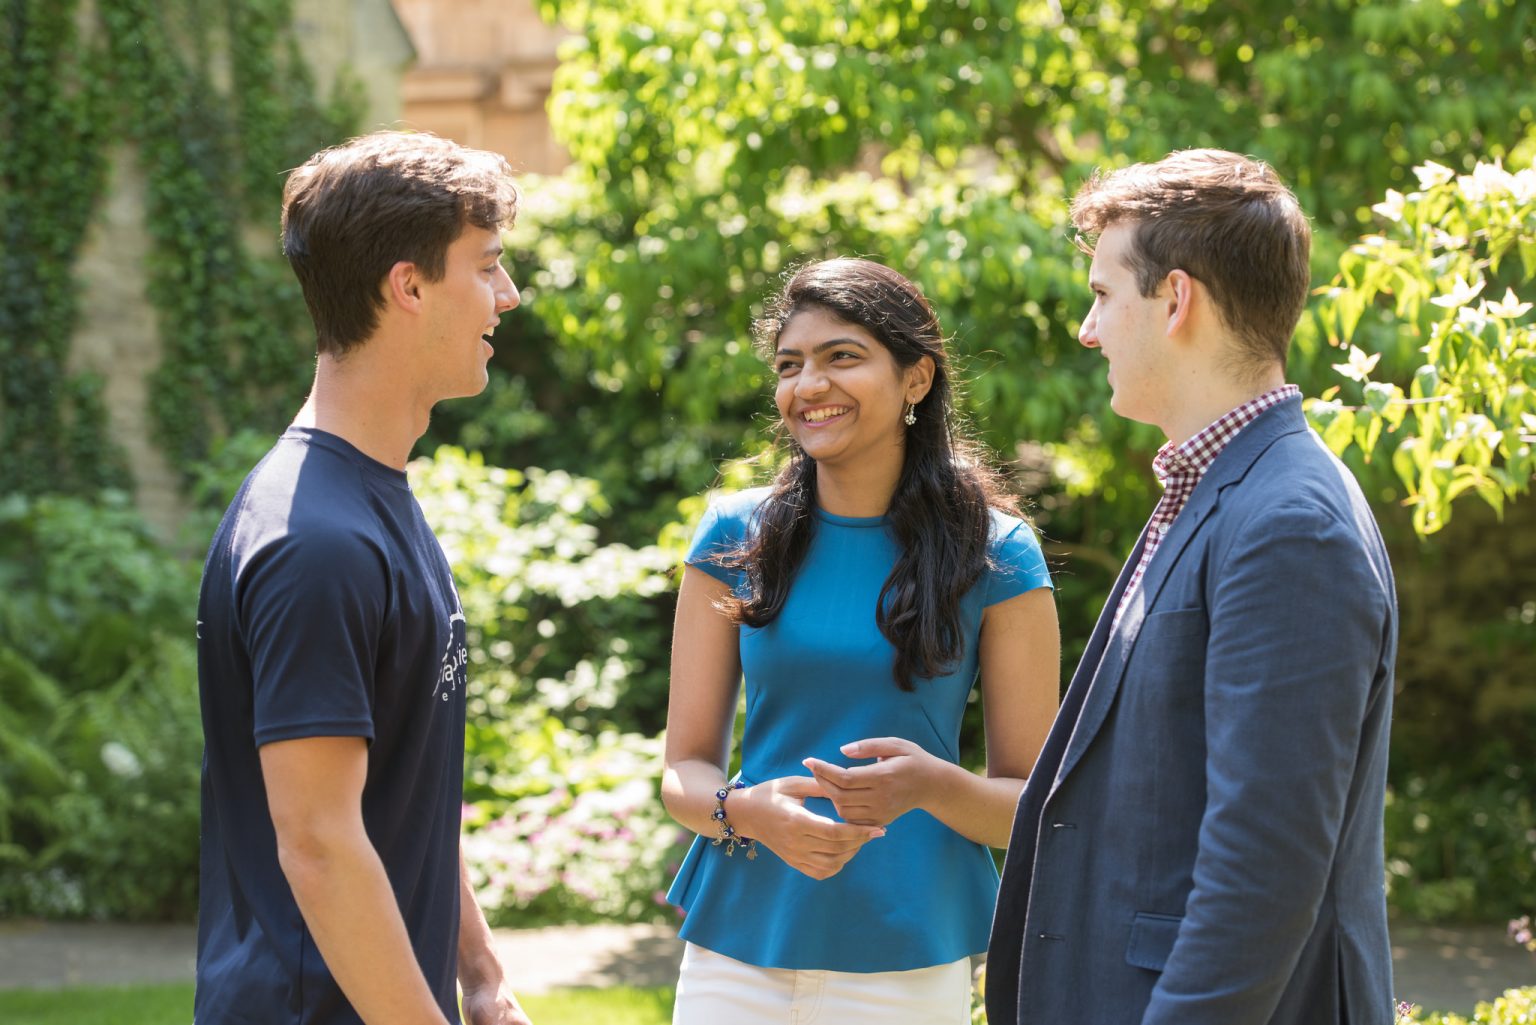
[[1112, 385, 1301, 628]]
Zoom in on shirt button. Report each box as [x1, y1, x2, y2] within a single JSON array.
[[1156, 523, 1170, 534]]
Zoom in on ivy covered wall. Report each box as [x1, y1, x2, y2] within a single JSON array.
[[0, 0, 395, 524]]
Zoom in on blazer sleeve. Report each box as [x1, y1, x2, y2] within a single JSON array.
[[1141, 501, 1393, 1025]]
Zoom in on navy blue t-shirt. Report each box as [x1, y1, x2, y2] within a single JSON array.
[[195, 428, 467, 1025]]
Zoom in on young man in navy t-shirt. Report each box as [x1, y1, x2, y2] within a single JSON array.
[[195, 132, 531, 1025]]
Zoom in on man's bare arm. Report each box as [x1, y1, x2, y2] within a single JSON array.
[[457, 851, 533, 1025], [261, 735, 449, 1025]]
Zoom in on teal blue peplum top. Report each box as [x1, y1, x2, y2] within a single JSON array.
[[665, 488, 1054, 972]]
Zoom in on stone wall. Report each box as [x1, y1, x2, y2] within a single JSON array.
[[394, 0, 570, 174], [67, 0, 569, 539], [67, 151, 181, 537], [293, 0, 415, 132], [65, 0, 413, 542]]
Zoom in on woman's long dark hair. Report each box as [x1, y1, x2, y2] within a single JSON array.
[[719, 258, 1019, 691]]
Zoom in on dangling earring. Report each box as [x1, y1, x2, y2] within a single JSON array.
[[903, 402, 917, 427]]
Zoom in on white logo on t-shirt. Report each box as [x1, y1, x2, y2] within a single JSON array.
[[434, 610, 468, 702]]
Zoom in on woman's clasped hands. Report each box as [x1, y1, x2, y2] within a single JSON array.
[[731, 737, 940, 881], [802, 737, 938, 828], [729, 775, 886, 881]]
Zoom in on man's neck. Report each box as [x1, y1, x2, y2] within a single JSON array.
[[293, 352, 430, 470], [1161, 366, 1288, 447]]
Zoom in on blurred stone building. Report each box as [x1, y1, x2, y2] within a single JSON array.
[[394, 0, 570, 173], [67, 0, 568, 539], [70, 0, 417, 539]]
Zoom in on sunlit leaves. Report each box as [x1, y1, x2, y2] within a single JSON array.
[[1315, 160, 1536, 534]]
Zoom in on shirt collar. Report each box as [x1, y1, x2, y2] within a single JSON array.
[[1153, 384, 1301, 485]]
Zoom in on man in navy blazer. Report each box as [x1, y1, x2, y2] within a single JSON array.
[[987, 149, 1398, 1025]]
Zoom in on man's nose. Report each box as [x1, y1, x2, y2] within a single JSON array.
[[496, 266, 520, 313], [1078, 308, 1100, 349]]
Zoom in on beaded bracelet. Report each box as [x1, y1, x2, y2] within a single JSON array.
[[709, 781, 757, 859]]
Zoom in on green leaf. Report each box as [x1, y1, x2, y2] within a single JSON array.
[[1411, 365, 1441, 400], [1355, 411, 1384, 462], [1392, 437, 1421, 496], [1322, 407, 1359, 455], [1364, 381, 1398, 415]]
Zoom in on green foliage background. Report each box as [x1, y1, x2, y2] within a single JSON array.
[[1, 0, 358, 495], [1, 0, 1533, 925]]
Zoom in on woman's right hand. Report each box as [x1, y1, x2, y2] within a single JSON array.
[[729, 775, 886, 880]]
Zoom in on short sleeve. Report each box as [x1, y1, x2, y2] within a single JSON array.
[[684, 491, 758, 590], [984, 515, 1053, 606], [237, 529, 385, 747]]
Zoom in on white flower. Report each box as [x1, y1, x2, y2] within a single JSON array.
[[1511, 167, 1536, 204], [1371, 189, 1406, 222], [101, 741, 142, 779], [1457, 160, 1514, 203], [1484, 287, 1533, 320], [1429, 274, 1486, 309], [1412, 161, 1456, 190], [1332, 345, 1382, 383]]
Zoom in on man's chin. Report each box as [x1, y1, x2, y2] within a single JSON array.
[[439, 373, 491, 403], [1107, 394, 1155, 427]]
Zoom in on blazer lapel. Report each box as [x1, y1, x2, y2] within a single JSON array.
[[1051, 399, 1310, 791], [1045, 520, 1154, 791], [1071, 522, 1149, 697]]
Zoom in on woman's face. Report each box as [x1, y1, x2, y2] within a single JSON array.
[[772, 306, 926, 469]]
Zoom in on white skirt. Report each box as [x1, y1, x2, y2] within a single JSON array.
[[672, 941, 974, 1025]]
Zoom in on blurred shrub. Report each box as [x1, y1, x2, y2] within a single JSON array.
[[0, 444, 692, 927], [410, 447, 687, 924], [1385, 742, 1536, 923], [460, 725, 683, 925], [1510, 915, 1536, 954], [410, 446, 678, 741], [0, 492, 200, 919], [1403, 987, 1536, 1024], [1386, 494, 1536, 767]]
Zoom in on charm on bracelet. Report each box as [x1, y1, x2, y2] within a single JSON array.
[[710, 781, 757, 859]]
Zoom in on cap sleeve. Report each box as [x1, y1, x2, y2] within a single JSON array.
[[684, 491, 758, 590], [984, 514, 1053, 606]]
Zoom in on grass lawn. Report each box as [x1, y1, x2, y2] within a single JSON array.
[[0, 982, 676, 1025]]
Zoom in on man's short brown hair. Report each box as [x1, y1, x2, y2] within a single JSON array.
[[281, 131, 519, 356], [1070, 149, 1311, 375]]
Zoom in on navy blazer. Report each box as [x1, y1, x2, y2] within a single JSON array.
[[987, 398, 1398, 1025]]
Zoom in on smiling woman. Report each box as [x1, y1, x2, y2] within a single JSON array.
[[771, 307, 928, 490], [658, 258, 1062, 1024]]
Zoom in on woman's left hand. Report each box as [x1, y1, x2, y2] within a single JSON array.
[[802, 737, 940, 828]]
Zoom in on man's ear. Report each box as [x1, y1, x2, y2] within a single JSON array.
[[905, 354, 936, 404], [384, 260, 424, 312], [1164, 269, 1196, 336]]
